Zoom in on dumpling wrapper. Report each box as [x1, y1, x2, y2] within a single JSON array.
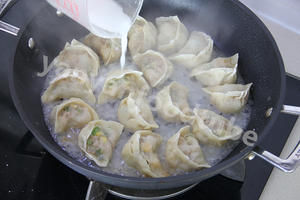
[[156, 16, 189, 55], [169, 31, 213, 69], [118, 93, 158, 132], [41, 69, 96, 104], [122, 130, 169, 177], [53, 39, 100, 77], [84, 33, 121, 66], [133, 50, 173, 87], [98, 70, 150, 104], [51, 98, 99, 134], [78, 120, 124, 167], [128, 16, 157, 56], [191, 109, 243, 145], [190, 54, 238, 86], [203, 83, 252, 114], [166, 126, 210, 171], [156, 82, 193, 123]]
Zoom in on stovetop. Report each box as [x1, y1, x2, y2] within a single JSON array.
[[0, 0, 299, 200]]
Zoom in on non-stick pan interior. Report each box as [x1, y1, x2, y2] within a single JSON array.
[[9, 0, 285, 189]]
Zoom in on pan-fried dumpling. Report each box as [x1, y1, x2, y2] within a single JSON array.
[[51, 98, 99, 134], [122, 130, 168, 177], [203, 83, 252, 113], [190, 54, 238, 86], [41, 69, 96, 104], [78, 120, 124, 167], [98, 70, 150, 104], [191, 109, 243, 145], [84, 33, 121, 66], [156, 82, 193, 123], [53, 39, 100, 77], [128, 16, 157, 57], [118, 93, 158, 132], [169, 31, 213, 69], [133, 50, 173, 87], [166, 126, 210, 171], [156, 16, 188, 55]]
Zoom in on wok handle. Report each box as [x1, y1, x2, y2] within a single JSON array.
[[281, 105, 300, 116], [252, 105, 300, 172], [0, 20, 19, 36], [0, 0, 19, 36]]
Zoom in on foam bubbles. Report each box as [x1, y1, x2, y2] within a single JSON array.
[[42, 46, 252, 177]]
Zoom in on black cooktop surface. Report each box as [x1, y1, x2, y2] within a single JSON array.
[[0, 0, 299, 200]]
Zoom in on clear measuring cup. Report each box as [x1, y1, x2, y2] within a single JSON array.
[[46, 0, 143, 38]]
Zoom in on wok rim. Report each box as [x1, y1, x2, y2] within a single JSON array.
[[8, 0, 286, 189]]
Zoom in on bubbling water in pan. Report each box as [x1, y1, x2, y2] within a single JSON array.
[[42, 40, 252, 177]]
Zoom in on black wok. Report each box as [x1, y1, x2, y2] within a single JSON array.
[[8, 0, 299, 190]]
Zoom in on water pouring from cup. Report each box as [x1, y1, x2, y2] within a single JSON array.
[[46, 0, 144, 69]]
